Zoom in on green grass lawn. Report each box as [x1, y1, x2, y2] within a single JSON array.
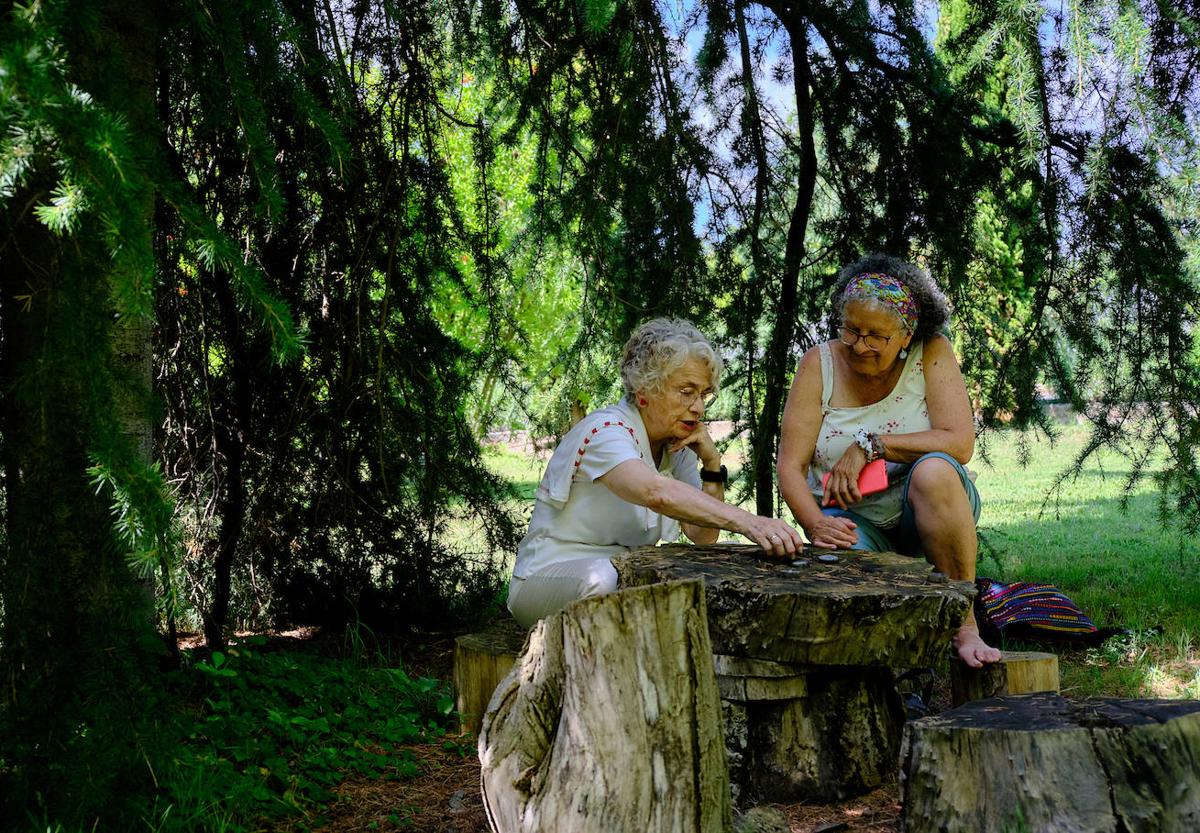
[[972, 425, 1200, 699], [485, 423, 1200, 700]]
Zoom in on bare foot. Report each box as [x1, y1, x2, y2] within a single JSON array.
[[954, 622, 1001, 668]]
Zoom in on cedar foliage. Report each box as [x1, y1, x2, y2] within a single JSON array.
[[154, 0, 519, 643]]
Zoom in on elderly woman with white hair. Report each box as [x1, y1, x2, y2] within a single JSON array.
[[777, 254, 1001, 668], [507, 317, 804, 627]]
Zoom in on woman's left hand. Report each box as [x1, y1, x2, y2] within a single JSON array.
[[671, 421, 721, 471], [823, 443, 869, 509]]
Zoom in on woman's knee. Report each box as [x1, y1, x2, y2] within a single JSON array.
[[578, 560, 619, 598], [907, 456, 961, 503]]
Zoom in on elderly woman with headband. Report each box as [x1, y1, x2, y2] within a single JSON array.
[[508, 317, 804, 627], [777, 254, 1001, 668]]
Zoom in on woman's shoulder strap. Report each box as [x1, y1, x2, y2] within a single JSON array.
[[817, 341, 834, 408]]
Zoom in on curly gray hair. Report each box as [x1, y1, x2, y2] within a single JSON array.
[[832, 254, 952, 342], [620, 318, 722, 402]]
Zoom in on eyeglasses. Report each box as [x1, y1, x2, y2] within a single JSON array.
[[840, 326, 900, 352], [673, 386, 718, 409]]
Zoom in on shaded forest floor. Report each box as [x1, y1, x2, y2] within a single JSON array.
[[220, 616, 1191, 833], [250, 628, 912, 833]]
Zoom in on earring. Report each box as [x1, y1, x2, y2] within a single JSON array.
[[638, 398, 647, 407], [899, 347, 908, 360]]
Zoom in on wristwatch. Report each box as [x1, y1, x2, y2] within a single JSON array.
[[699, 464, 729, 484], [853, 428, 882, 462]]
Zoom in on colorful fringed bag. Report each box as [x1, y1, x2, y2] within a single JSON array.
[[975, 578, 1128, 646]]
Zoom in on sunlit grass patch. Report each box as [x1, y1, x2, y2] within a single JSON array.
[[1048, 628, 1200, 699]]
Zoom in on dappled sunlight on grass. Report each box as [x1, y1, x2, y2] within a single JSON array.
[[1051, 628, 1200, 700], [976, 425, 1199, 699]]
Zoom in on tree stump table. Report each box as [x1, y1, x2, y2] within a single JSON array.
[[614, 543, 975, 803], [901, 692, 1200, 832]]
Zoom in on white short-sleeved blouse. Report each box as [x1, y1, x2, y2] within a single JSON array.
[[512, 397, 702, 579]]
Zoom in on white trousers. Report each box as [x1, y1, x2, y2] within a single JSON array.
[[506, 558, 619, 628]]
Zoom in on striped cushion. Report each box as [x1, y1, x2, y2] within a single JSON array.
[[976, 578, 1098, 637]]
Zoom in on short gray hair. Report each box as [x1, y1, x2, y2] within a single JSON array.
[[620, 318, 722, 402], [832, 254, 952, 342]]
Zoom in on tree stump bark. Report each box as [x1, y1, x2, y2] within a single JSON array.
[[721, 661, 904, 804], [614, 544, 974, 667], [478, 580, 732, 833], [454, 618, 528, 734], [901, 692, 1200, 833], [949, 650, 1059, 706]]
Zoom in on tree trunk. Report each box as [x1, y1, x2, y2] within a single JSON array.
[[0, 1, 162, 821], [721, 661, 904, 804], [204, 270, 251, 649], [751, 12, 818, 517], [901, 693, 1200, 833], [478, 580, 732, 833]]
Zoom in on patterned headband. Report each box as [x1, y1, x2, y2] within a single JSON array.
[[843, 272, 919, 331]]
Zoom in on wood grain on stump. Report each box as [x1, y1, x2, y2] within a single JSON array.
[[614, 543, 975, 668], [454, 618, 528, 734], [949, 650, 1059, 706], [901, 692, 1200, 833], [478, 580, 732, 833]]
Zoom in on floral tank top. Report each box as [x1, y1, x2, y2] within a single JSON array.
[[806, 340, 930, 528]]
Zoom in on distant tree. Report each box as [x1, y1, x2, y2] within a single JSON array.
[[155, 0, 518, 646], [469, 0, 721, 390]]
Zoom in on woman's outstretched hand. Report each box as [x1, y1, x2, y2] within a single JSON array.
[[740, 515, 805, 560], [805, 514, 859, 549]]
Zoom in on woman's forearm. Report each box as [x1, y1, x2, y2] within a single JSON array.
[[779, 464, 825, 532], [646, 477, 753, 534], [681, 479, 724, 542], [878, 427, 973, 464]]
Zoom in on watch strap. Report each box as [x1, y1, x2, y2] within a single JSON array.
[[699, 464, 728, 484]]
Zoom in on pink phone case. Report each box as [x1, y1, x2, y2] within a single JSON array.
[[822, 458, 888, 505]]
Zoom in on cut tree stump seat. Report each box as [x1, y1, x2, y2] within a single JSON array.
[[901, 692, 1200, 833], [478, 580, 732, 833], [949, 649, 1059, 706], [454, 617, 528, 734]]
